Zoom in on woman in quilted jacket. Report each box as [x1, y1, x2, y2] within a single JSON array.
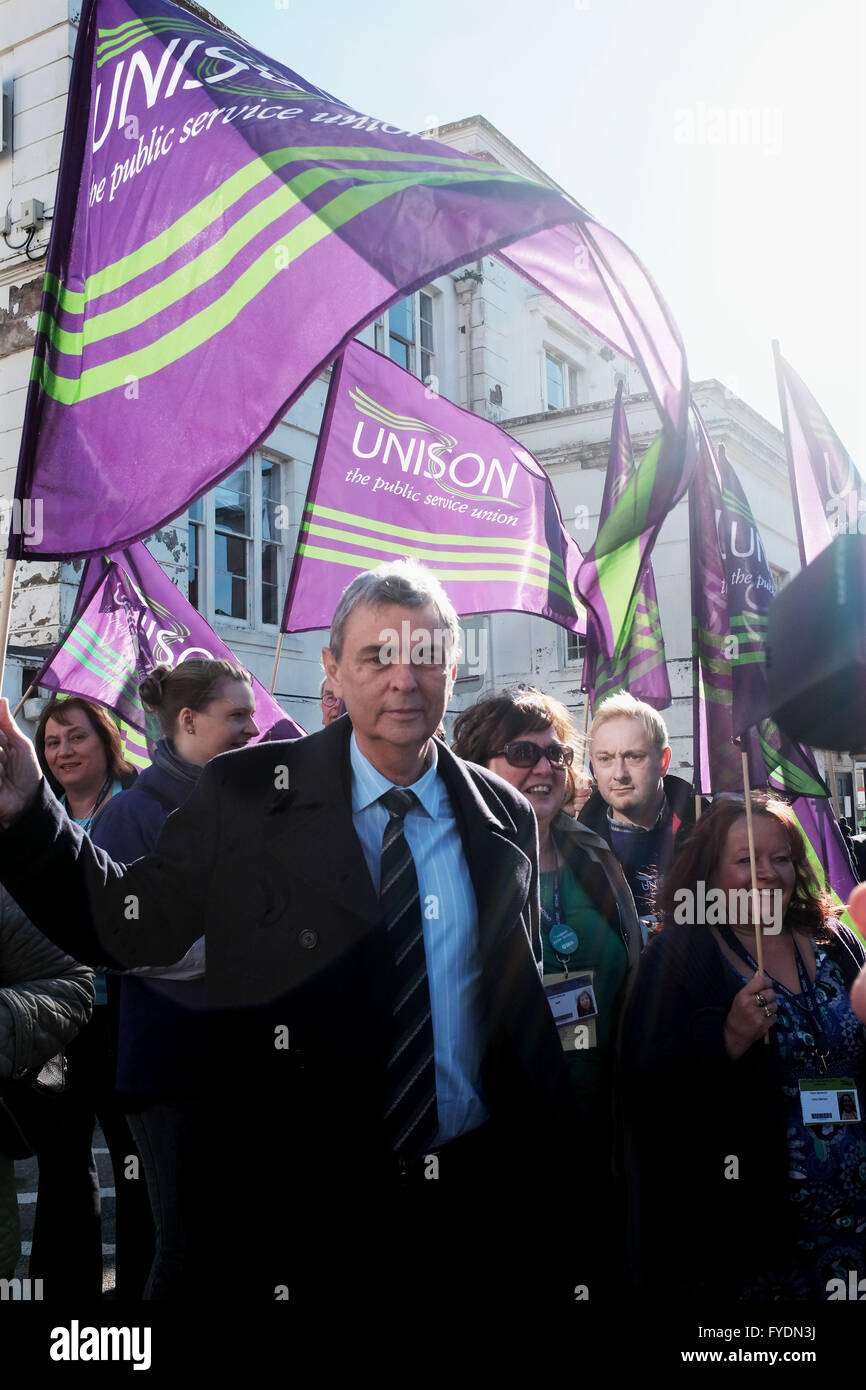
[[0, 883, 94, 1279]]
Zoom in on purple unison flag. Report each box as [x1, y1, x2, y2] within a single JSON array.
[[12, 0, 690, 560], [34, 541, 303, 739], [281, 341, 586, 635], [581, 382, 671, 710], [774, 346, 865, 567], [689, 406, 823, 798], [688, 408, 858, 907]]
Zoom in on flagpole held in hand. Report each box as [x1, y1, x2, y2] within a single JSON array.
[[741, 749, 770, 1044], [0, 558, 17, 706]]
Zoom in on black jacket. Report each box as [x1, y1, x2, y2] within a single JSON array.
[[91, 750, 206, 1098], [0, 718, 580, 1302], [620, 920, 866, 1300]]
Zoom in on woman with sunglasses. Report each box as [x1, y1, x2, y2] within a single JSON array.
[[451, 688, 640, 1291]]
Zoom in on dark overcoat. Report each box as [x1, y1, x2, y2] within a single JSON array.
[[0, 717, 581, 1305]]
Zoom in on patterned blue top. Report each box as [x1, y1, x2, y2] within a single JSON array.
[[725, 944, 866, 1299]]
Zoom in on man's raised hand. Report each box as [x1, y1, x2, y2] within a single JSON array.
[[0, 697, 43, 827]]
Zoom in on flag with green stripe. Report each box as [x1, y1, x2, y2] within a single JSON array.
[[282, 341, 586, 635], [689, 404, 825, 798], [689, 405, 858, 908], [33, 541, 302, 739], [575, 404, 696, 678], [581, 381, 671, 710], [11, 0, 690, 562]]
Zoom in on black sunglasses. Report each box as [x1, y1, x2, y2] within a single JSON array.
[[493, 740, 574, 769]]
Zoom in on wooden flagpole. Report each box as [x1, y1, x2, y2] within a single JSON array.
[[0, 558, 18, 708], [268, 631, 285, 696], [11, 684, 34, 720], [824, 748, 842, 821], [741, 749, 770, 1043], [580, 696, 590, 769], [740, 751, 764, 973]]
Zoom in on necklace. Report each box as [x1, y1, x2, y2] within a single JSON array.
[[64, 775, 112, 833]]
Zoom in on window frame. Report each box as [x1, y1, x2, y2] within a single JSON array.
[[378, 288, 437, 385], [544, 347, 580, 411], [188, 451, 287, 631], [561, 628, 586, 669]]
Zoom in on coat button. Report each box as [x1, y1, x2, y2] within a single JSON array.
[[298, 929, 318, 950]]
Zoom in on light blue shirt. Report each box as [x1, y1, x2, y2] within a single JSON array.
[[350, 733, 489, 1146]]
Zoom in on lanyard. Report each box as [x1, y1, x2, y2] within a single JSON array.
[[540, 870, 561, 928], [718, 924, 831, 1072], [792, 944, 832, 1073], [63, 776, 112, 837], [541, 868, 579, 975]]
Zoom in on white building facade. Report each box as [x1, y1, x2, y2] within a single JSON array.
[[1, 2, 859, 812]]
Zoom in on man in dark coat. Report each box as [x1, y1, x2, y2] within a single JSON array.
[[0, 561, 580, 1311], [579, 692, 704, 941]]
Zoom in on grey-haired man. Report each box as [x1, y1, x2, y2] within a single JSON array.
[[0, 560, 579, 1313]]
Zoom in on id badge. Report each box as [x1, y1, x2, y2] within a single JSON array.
[[543, 969, 597, 1052], [798, 1078, 862, 1125]]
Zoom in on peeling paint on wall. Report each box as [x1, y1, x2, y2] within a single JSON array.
[[0, 279, 44, 359]]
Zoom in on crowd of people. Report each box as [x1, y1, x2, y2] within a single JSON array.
[[0, 557, 864, 1308]]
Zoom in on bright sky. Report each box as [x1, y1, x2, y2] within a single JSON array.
[[207, 0, 864, 461]]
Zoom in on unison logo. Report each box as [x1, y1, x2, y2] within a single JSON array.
[[91, 15, 335, 152], [350, 386, 519, 508]]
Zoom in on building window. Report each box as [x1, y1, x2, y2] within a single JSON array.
[[545, 350, 579, 410], [214, 461, 252, 619], [769, 563, 789, 593], [418, 291, 435, 384], [383, 290, 436, 383], [563, 630, 586, 666], [188, 453, 287, 628], [188, 497, 203, 613], [454, 615, 488, 693], [261, 459, 282, 626]]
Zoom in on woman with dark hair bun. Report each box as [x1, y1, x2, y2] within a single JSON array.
[[622, 793, 866, 1302], [91, 658, 258, 1299]]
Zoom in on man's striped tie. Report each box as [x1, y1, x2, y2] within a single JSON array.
[[379, 787, 439, 1158]]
